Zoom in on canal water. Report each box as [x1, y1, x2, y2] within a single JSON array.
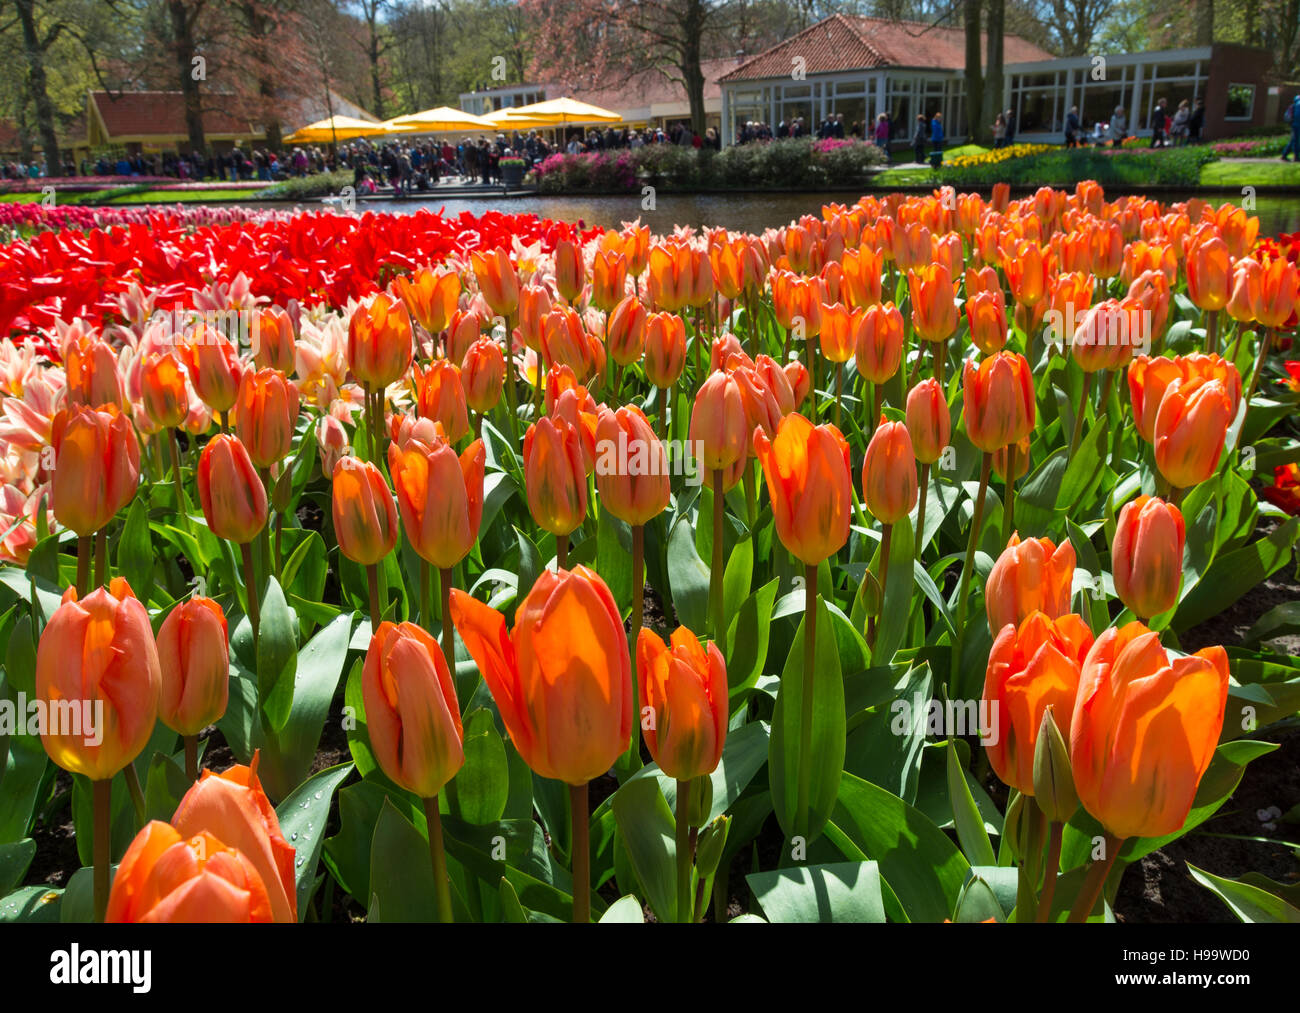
[[318, 189, 1300, 238]]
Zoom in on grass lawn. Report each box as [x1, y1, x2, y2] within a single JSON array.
[[1200, 159, 1300, 186], [1, 188, 261, 205]]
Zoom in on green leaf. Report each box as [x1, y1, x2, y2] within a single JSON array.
[[747, 861, 886, 923], [1187, 863, 1300, 923], [449, 708, 509, 825], [277, 762, 354, 921], [368, 798, 438, 922], [0, 839, 35, 892], [1175, 518, 1300, 631], [722, 536, 754, 624], [611, 776, 678, 922], [596, 511, 633, 615], [831, 772, 970, 923], [598, 894, 645, 922], [724, 578, 778, 691], [667, 515, 710, 633], [256, 577, 299, 733], [844, 664, 930, 804], [0, 884, 62, 923], [116, 497, 153, 599], [952, 869, 1014, 922], [946, 737, 996, 866], [769, 593, 845, 842], [1243, 602, 1300, 646], [872, 516, 914, 665]]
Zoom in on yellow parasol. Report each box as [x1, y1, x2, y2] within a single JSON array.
[[284, 114, 389, 143], [384, 106, 498, 133]]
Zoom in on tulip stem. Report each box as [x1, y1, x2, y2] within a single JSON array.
[[569, 781, 590, 923], [629, 524, 645, 760], [184, 735, 198, 783], [953, 453, 992, 684], [806, 335, 819, 422], [1016, 797, 1046, 922], [915, 463, 931, 563], [710, 470, 725, 644], [1068, 372, 1092, 460], [795, 563, 817, 840], [833, 361, 843, 430], [1002, 443, 1018, 544], [123, 762, 146, 828], [869, 523, 893, 653], [240, 541, 260, 650], [556, 534, 568, 570], [423, 795, 454, 923], [1036, 821, 1065, 922], [932, 338, 943, 389], [1242, 329, 1273, 427], [420, 560, 432, 628], [93, 778, 110, 923], [94, 528, 107, 588], [76, 535, 91, 598], [439, 567, 454, 667], [676, 778, 693, 923], [1206, 309, 1219, 356], [367, 563, 382, 629], [1067, 832, 1123, 923], [657, 385, 668, 441], [168, 429, 191, 531]]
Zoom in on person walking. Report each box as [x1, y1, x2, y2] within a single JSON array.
[[1064, 105, 1080, 147], [930, 111, 945, 160], [992, 113, 1007, 148], [874, 112, 891, 151], [1149, 97, 1169, 147], [1283, 93, 1300, 161], [912, 113, 927, 163], [1187, 97, 1206, 143], [1108, 106, 1127, 147], [1170, 100, 1190, 146]]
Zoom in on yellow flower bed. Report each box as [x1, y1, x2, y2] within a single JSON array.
[[947, 143, 1057, 169]]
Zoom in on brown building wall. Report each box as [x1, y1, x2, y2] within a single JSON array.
[[1203, 43, 1273, 139]]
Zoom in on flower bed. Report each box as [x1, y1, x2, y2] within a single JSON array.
[[0, 184, 1297, 927]]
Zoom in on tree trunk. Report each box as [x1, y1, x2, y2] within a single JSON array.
[[15, 0, 60, 174], [683, 0, 707, 134], [981, 0, 1005, 145], [169, 0, 207, 154], [368, 12, 386, 119], [1196, 0, 1214, 45], [964, 0, 984, 144]]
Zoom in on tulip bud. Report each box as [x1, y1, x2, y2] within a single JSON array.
[[1153, 376, 1233, 491], [992, 434, 1030, 481], [141, 351, 189, 429], [595, 406, 670, 527], [252, 307, 297, 374], [695, 814, 730, 884], [234, 368, 300, 470], [461, 338, 505, 415], [965, 289, 1008, 355], [1032, 706, 1079, 824], [272, 462, 294, 513], [754, 412, 852, 566], [1185, 236, 1231, 313], [331, 457, 398, 566], [348, 292, 413, 390], [554, 238, 586, 304], [156, 596, 229, 736], [643, 311, 687, 388], [591, 250, 629, 312], [317, 415, 348, 478], [471, 248, 520, 318], [50, 404, 140, 536], [389, 431, 484, 570], [861, 417, 917, 525], [607, 294, 648, 368], [65, 334, 125, 411], [905, 378, 950, 465], [962, 351, 1035, 453], [416, 359, 470, 443], [182, 326, 243, 414], [363, 621, 464, 798], [523, 416, 587, 537], [36, 578, 161, 781], [690, 371, 749, 479], [198, 434, 267, 544], [1112, 495, 1185, 620], [909, 263, 958, 343]]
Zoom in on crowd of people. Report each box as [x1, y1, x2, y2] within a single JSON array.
[[1064, 96, 1208, 148]]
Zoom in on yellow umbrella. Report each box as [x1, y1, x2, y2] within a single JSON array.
[[510, 97, 623, 124], [384, 106, 497, 133], [284, 114, 389, 143], [480, 108, 558, 131]]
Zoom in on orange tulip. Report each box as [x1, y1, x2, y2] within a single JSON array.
[[445, 308, 482, 365], [1071, 298, 1139, 373], [1004, 240, 1049, 307], [107, 822, 275, 923], [710, 235, 759, 301], [348, 293, 412, 390], [171, 759, 297, 922], [198, 434, 267, 544], [1185, 236, 1231, 312], [754, 353, 796, 417], [591, 249, 629, 312], [50, 404, 140, 536], [363, 620, 464, 798], [729, 363, 782, 443], [771, 270, 822, 337], [982, 611, 1093, 797], [1225, 258, 1261, 324], [141, 351, 190, 429], [181, 326, 243, 414], [389, 430, 484, 569], [1112, 495, 1185, 620], [854, 302, 904, 384], [156, 596, 229, 737], [35, 577, 160, 781], [331, 457, 399, 566], [594, 406, 670, 527], [316, 414, 348, 478], [637, 626, 728, 780], [962, 351, 1036, 453], [554, 238, 586, 304], [966, 288, 1008, 355], [841, 245, 883, 309], [1127, 354, 1185, 444], [416, 359, 470, 443], [64, 334, 124, 410], [905, 378, 950, 465], [909, 263, 958, 344], [819, 303, 858, 362], [892, 221, 932, 272], [985, 533, 1076, 634], [233, 367, 300, 469], [394, 267, 461, 335], [622, 223, 651, 277], [450, 567, 633, 784], [541, 304, 604, 384], [784, 359, 811, 409], [461, 337, 505, 414], [252, 307, 296, 374], [753, 412, 851, 566], [515, 285, 552, 352], [607, 293, 648, 368], [647, 242, 690, 313], [523, 415, 587, 536], [1090, 221, 1124, 279], [1070, 623, 1229, 839], [471, 248, 520, 318], [643, 311, 687, 389], [861, 417, 917, 525], [1213, 205, 1259, 260], [1154, 376, 1234, 490], [1256, 256, 1300, 330], [993, 434, 1031, 481], [690, 370, 749, 480]]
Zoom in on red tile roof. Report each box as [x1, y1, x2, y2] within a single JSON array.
[[90, 91, 261, 139], [720, 14, 1054, 82]]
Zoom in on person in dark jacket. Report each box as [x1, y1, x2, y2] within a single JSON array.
[[912, 114, 927, 163], [1187, 98, 1206, 143], [1064, 105, 1080, 147]]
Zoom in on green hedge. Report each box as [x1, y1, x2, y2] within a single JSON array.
[[935, 146, 1219, 187], [257, 171, 355, 201]]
